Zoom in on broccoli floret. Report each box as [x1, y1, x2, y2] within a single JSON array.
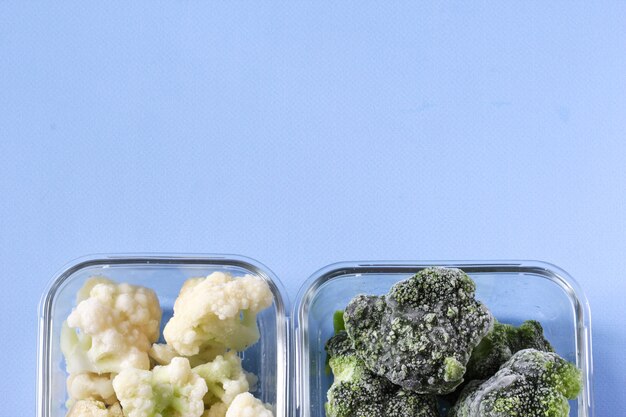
[[465, 320, 554, 382], [326, 330, 355, 358], [344, 267, 494, 394], [385, 391, 440, 417], [325, 332, 438, 417], [333, 310, 346, 333], [449, 348, 582, 417], [325, 312, 351, 375]]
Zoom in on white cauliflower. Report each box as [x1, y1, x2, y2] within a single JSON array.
[[150, 343, 226, 368], [225, 393, 274, 417], [192, 352, 250, 415], [66, 372, 117, 406], [66, 400, 123, 417], [61, 277, 162, 374], [163, 272, 273, 356], [112, 357, 207, 417], [202, 403, 228, 417]]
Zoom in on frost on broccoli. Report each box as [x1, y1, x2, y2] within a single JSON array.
[[163, 272, 273, 357], [464, 320, 554, 382], [192, 352, 250, 416], [61, 277, 162, 374], [344, 267, 493, 394], [325, 331, 438, 417], [449, 349, 582, 417], [112, 357, 208, 417]]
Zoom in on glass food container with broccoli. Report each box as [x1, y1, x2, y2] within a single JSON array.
[[294, 261, 593, 417]]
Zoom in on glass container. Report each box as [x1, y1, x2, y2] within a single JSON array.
[[293, 260, 593, 417], [37, 254, 289, 417]]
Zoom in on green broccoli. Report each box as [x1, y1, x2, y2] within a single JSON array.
[[333, 310, 346, 333], [465, 320, 554, 382], [325, 310, 347, 375], [449, 348, 582, 417], [325, 331, 438, 417], [344, 267, 493, 394]]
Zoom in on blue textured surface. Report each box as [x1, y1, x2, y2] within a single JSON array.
[[1, 2, 625, 416]]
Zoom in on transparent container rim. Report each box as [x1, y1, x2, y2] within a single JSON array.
[[38, 252, 290, 315], [37, 252, 290, 417], [292, 259, 594, 417]]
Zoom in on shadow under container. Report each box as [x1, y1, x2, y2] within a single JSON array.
[[37, 255, 290, 417], [293, 261, 594, 417]]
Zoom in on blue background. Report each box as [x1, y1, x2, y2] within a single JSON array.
[[1, 2, 625, 415]]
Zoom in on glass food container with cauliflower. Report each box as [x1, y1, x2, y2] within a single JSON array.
[[38, 256, 288, 417]]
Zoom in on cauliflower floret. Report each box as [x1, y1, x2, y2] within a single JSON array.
[[112, 357, 208, 417], [225, 393, 274, 417], [163, 272, 273, 356], [192, 352, 250, 415], [66, 400, 123, 417], [67, 372, 117, 406], [150, 343, 227, 368], [203, 402, 228, 417], [61, 277, 162, 374], [148, 343, 179, 365]]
